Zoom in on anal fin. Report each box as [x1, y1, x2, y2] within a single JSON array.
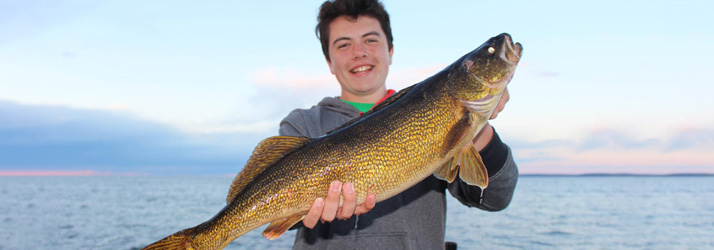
[[434, 143, 489, 189], [262, 214, 305, 240]]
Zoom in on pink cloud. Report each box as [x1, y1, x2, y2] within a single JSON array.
[[511, 126, 714, 174], [514, 142, 714, 175], [249, 68, 336, 90]]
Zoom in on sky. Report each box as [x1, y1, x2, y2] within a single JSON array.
[[1, 0, 713, 175]]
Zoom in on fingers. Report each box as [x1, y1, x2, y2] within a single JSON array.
[[336, 182, 357, 220], [355, 193, 376, 215], [303, 181, 377, 228], [303, 198, 324, 229], [320, 180, 342, 223], [490, 88, 510, 120]]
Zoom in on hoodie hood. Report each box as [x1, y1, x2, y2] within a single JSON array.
[[317, 96, 362, 118]]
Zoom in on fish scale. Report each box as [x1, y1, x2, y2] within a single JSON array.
[[142, 33, 522, 250]]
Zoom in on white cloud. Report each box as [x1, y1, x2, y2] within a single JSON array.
[[666, 128, 714, 150]]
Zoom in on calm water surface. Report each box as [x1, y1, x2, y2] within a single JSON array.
[[1, 176, 712, 250]]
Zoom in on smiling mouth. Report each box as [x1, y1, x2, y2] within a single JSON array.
[[351, 65, 373, 73]]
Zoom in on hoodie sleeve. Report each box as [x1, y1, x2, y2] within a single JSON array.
[[447, 129, 519, 211]]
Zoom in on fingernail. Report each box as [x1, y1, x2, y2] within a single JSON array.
[[331, 181, 340, 192], [345, 183, 354, 194], [316, 198, 324, 207]]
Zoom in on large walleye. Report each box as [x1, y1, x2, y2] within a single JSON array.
[[143, 33, 523, 250]]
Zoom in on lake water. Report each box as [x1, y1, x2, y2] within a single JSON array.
[[1, 176, 712, 250]]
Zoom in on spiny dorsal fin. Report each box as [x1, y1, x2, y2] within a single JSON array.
[[262, 214, 305, 240], [324, 84, 415, 136], [434, 143, 489, 189], [226, 136, 311, 204]]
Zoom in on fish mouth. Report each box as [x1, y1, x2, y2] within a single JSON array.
[[501, 33, 523, 66]]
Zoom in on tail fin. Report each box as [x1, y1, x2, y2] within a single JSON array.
[[142, 229, 194, 250]]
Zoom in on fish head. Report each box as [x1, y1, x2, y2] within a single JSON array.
[[448, 33, 523, 117]]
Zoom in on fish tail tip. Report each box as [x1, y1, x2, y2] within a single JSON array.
[[142, 230, 194, 250]]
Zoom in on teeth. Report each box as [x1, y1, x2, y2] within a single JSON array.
[[351, 65, 373, 73]]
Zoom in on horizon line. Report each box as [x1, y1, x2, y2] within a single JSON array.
[[0, 170, 144, 177], [0, 170, 712, 177]]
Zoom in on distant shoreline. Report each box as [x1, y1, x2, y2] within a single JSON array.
[[520, 173, 714, 177], [1, 172, 713, 177]]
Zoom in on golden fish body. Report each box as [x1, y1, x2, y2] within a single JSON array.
[[142, 33, 523, 250]]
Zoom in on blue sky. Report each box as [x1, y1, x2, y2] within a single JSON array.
[[1, 0, 713, 175]]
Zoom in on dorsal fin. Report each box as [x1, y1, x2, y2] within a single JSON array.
[[325, 84, 415, 136], [226, 136, 311, 204], [365, 85, 413, 115]]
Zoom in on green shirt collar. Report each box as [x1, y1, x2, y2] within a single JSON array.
[[340, 99, 374, 113]]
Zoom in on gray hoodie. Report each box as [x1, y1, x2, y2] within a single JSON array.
[[280, 97, 519, 250]]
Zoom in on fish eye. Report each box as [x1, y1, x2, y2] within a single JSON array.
[[488, 47, 495, 54]]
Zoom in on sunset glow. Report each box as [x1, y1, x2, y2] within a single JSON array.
[[1, 0, 712, 175]]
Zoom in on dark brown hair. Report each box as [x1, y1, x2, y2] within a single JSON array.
[[316, 0, 393, 61]]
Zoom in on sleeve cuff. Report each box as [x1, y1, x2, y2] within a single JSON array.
[[478, 127, 509, 177]]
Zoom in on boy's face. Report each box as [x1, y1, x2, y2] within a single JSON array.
[[327, 15, 393, 101]]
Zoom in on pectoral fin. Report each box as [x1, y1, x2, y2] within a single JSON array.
[[441, 112, 472, 157], [263, 214, 305, 240], [226, 136, 311, 204], [434, 143, 489, 189]]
